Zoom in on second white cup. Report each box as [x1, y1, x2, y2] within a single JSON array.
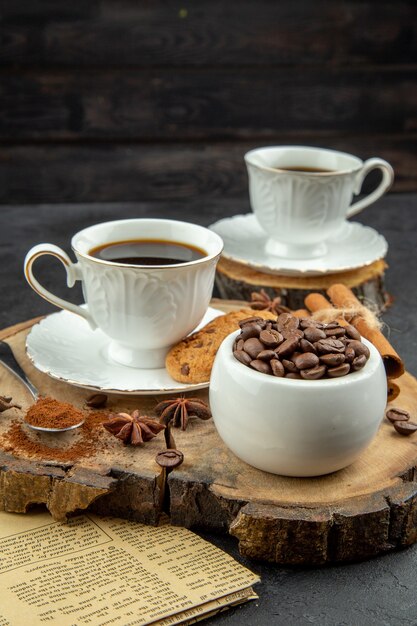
[[245, 145, 394, 259]]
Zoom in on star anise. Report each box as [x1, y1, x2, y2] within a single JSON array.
[[0, 395, 21, 412], [154, 397, 212, 431], [103, 410, 165, 446], [249, 289, 291, 315]]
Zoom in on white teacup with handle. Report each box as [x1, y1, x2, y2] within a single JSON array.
[[245, 146, 394, 259], [24, 218, 223, 369]]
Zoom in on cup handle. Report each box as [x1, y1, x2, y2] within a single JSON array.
[[347, 158, 394, 219], [24, 243, 96, 329]]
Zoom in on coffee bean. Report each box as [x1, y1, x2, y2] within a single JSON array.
[[250, 359, 272, 375], [386, 407, 410, 424], [243, 337, 265, 359], [324, 326, 346, 338], [282, 359, 298, 373], [319, 353, 346, 367], [234, 338, 245, 351], [271, 359, 285, 377], [233, 350, 252, 366], [344, 346, 356, 363], [294, 352, 319, 370], [352, 354, 367, 371], [300, 365, 327, 380], [282, 328, 304, 340], [259, 329, 283, 348], [344, 323, 361, 340], [257, 349, 278, 361], [276, 312, 293, 328], [304, 326, 327, 342], [315, 338, 346, 354], [393, 421, 417, 436], [348, 340, 370, 359], [239, 316, 266, 328], [300, 318, 324, 329], [240, 323, 263, 341], [300, 338, 317, 354], [232, 311, 371, 381], [86, 393, 108, 408], [327, 363, 351, 377], [276, 336, 300, 358]]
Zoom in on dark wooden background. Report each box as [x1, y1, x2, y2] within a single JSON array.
[[0, 1, 416, 205]]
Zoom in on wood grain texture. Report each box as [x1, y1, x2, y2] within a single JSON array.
[[0, 68, 415, 140], [1, 308, 417, 564], [0, 137, 415, 205], [1, 1, 415, 67], [215, 257, 389, 311], [0, 1, 416, 201]]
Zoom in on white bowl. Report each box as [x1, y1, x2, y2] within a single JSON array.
[[209, 331, 387, 477]]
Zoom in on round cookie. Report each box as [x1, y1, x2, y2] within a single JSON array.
[[166, 308, 276, 384]]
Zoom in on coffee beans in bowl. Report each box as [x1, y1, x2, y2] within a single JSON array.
[[232, 313, 370, 380], [209, 321, 387, 477]]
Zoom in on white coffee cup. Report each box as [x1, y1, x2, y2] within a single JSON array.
[[245, 146, 394, 259], [24, 219, 223, 369]]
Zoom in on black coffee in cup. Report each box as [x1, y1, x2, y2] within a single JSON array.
[[89, 239, 206, 266], [274, 166, 335, 173]]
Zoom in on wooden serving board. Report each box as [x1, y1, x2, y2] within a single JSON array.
[[1, 302, 417, 566]]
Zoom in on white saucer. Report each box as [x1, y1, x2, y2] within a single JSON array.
[[209, 214, 388, 276], [26, 307, 224, 395]]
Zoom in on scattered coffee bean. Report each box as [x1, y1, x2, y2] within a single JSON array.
[[386, 407, 410, 424], [86, 393, 108, 408], [393, 421, 417, 436], [232, 312, 370, 381]]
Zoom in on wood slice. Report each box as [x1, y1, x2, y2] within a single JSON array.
[[0, 303, 417, 565], [215, 256, 389, 311]]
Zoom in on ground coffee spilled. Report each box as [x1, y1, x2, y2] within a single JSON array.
[[1, 410, 109, 463]]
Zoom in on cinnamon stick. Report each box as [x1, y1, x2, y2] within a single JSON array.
[[304, 293, 335, 316], [387, 380, 400, 403], [326, 284, 404, 379]]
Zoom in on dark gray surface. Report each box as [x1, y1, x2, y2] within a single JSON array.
[[1, 195, 417, 625]]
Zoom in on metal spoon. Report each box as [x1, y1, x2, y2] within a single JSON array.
[[0, 340, 85, 432]]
